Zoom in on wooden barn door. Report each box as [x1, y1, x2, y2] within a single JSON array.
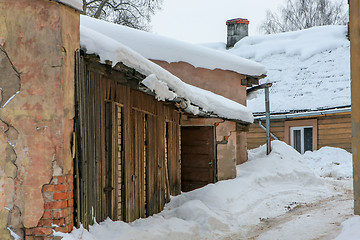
[[181, 126, 216, 192]]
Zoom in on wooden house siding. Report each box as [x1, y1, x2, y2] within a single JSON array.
[[317, 114, 352, 152], [247, 113, 352, 153], [74, 53, 181, 228], [247, 120, 285, 150]]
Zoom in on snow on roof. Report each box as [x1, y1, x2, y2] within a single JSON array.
[[80, 18, 254, 123], [51, 0, 83, 11], [203, 25, 350, 114], [80, 15, 266, 77]]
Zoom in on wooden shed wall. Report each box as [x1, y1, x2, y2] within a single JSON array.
[[75, 54, 181, 228], [247, 113, 352, 152]]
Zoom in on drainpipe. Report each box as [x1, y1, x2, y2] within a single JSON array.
[[247, 83, 273, 155], [259, 121, 278, 140], [265, 86, 271, 155]]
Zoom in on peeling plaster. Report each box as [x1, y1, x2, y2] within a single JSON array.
[[0, 45, 22, 239]]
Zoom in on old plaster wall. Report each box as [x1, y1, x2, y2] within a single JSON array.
[[151, 60, 247, 105], [0, 0, 79, 237]]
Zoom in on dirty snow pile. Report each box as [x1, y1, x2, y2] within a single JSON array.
[[80, 15, 254, 123], [203, 25, 350, 113], [57, 141, 355, 240]]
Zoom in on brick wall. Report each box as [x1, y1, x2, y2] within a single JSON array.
[[25, 174, 74, 240]]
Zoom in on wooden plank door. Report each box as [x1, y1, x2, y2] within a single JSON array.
[[181, 126, 216, 192]]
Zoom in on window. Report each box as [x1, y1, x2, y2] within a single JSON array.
[[284, 119, 317, 154], [290, 126, 313, 154]]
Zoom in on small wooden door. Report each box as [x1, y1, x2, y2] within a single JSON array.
[[181, 126, 216, 192]]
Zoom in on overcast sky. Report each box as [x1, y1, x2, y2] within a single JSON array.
[[151, 0, 285, 44]]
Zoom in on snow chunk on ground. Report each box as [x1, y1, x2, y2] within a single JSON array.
[[80, 21, 254, 123], [303, 147, 352, 178], [52, 0, 82, 11], [80, 15, 266, 76], [335, 216, 360, 240]]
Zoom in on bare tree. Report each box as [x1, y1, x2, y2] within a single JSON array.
[[260, 0, 348, 34], [83, 0, 163, 30]]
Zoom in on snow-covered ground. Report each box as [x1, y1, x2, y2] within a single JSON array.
[[57, 141, 356, 240]]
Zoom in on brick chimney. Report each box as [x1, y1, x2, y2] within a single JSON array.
[[226, 18, 249, 49]]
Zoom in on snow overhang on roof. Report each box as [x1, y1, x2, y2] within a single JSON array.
[[51, 0, 83, 11], [80, 15, 266, 78], [80, 18, 254, 124]]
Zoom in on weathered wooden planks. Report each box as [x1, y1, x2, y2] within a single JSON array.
[[74, 55, 182, 228]]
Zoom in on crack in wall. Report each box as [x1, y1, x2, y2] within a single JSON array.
[[0, 46, 23, 239]]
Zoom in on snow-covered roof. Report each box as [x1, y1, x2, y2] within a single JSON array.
[[203, 25, 350, 114], [51, 0, 83, 11], [80, 15, 266, 77], [80, 16, 254, 123]]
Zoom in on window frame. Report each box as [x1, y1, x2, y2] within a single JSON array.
[[284, 119, 318, 153], [290, 126, 313, 154]]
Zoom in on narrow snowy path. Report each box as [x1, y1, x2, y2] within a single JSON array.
[[221, 179, 354, 240]]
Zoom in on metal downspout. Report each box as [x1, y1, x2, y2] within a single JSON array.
[[265, 86, 271, 155], [258, 120, 279, 140]]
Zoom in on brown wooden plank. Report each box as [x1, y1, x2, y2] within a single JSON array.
[[318, 123, 352, 129], [318, 116, 351, 124], [318, 128, 352, 135], [122, 86, 129, 222], [249, 126, 285, 133], [318, 138, 351, 144]]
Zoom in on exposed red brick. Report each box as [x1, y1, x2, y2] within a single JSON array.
[[25, 228, 33, 236], [41, 219, 53, 227], [54, 226, 67, 233], [68, 191, 74, 198], [65, 182, 74, 191], [53, 191, 69, 200], [68, 223, 75, 232], [56, 176, 66, 183], [68, 198, 74, 207], [42, 210, 52, 219], [65, 215, 73, 225], [65, 175, 73, 182], [43, 192, 53, 202], [43, 184, 66, 192], [53, 218, 66, 226], [33, 227, 52, 236], [44, 200, 67, 210], [25, 236, 35, 240], [53, 208, 69, 219], [37, 220, 43, 227]]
